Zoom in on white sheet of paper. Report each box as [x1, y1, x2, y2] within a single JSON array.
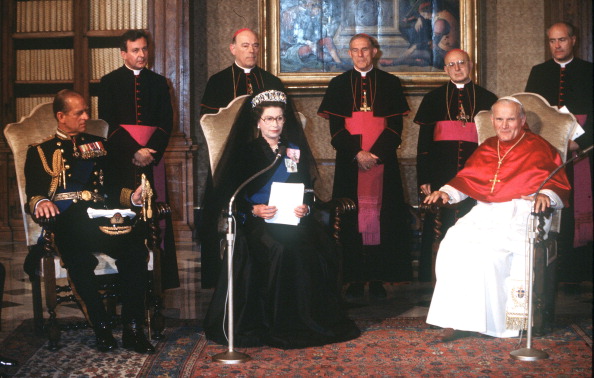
[[572, 124, 586, 139], [265, 182, 304, 226], [559, 106, 586, 139]]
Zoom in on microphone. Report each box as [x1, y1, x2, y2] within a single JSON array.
[[228, 147, 285, 216], [276, 145, 287, 159], [218, 143, 286, 359]]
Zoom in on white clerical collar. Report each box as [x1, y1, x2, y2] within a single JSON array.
[[451, 80, 470, 89], [554, 57, 573, 68], [124, 64, 142, 76], [354, 67, 373, 77], [235, 62, 253, 74]]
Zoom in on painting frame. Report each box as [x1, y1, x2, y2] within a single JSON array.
[[259, 0, 478, 93]]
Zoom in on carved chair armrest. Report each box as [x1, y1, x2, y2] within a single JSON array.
[[153, 201, 172, 220], [32, 214, 57, 229], [312, 197, 357, 244], [533, 209, 554, 245]]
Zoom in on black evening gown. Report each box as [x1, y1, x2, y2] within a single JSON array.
[[203, 138, 360, 349]]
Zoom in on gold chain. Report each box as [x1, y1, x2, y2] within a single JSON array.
[[497, 132, 526, 164], [490, 132, 526, 193], [350, 70, 377, 112], [446, 82, 476, 122]]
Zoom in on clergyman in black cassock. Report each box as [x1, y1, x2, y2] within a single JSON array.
[[99, 30, 179, 290], [525, 22, 593, 283], [318, 34, 412, 298], [415, 49, 498, 281]]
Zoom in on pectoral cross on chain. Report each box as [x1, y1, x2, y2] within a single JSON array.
[[246, 74, 253, 95], [489, 164, 502, 193], [360, 90, 372, 112], [456, 104, 469, 126]]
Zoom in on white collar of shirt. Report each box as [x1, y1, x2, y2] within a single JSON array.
[[555, 57, 573, 68], [235, 62, 253, 74], [450, 80, 470, 89], [354, 67, 373, 77], [124, 64, 142, 76]]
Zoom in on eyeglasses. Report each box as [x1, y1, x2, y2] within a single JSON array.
[[446, 60, 466, 67], [260, 115, 285, 125]]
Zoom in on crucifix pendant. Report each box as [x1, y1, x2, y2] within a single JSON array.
[[360, 90, 371, 112], [456, 104, 469, 126], [489, 164, 502, 193]]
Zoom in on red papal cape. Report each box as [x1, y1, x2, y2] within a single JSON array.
[[447, 131, 571, 205]]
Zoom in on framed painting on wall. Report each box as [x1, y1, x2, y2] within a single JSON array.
[[260, 0, 478, 92]]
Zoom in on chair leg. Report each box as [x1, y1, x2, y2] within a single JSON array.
[[0, 262, 4, 332], [43, 254, 61, 350], [32, 274, 44, 335]]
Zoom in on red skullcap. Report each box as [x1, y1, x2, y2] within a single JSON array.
[[233, 28, 252, 38]]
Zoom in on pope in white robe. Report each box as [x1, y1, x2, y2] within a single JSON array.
[[424, 97, 571, 339]]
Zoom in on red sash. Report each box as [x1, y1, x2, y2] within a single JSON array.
[[433, 120, 478, 143], [345, 112, 385, 245], [120, 124, 157, 146], [572, 114, 592, 247], [119, 124, 167, 248]]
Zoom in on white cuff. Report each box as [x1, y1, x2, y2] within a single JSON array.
[[439, 185, 468, 204], [34, 198, 50, 212], [539, 189, 563, 209]]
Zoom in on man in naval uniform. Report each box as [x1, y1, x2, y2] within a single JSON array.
[[99, 29, 179, 290], [415, 49, 498, 281], [25, 90, 155, 353], [525, 21, 593, 283], [318, 34, 411, 299]]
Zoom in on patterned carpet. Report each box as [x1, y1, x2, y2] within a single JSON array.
[[1, 317, 591, 377]]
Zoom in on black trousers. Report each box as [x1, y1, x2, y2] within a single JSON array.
[[53, 204, 149, 326]]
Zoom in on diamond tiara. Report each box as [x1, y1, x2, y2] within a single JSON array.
[[251, 90, 287, 108]]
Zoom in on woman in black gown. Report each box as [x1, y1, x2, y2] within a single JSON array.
[[203, 90, 360, 349]]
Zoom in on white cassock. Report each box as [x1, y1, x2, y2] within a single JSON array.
[[426, 185, 563, 338]]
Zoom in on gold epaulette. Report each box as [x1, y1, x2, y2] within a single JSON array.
[[29, 134, 57, 148], [120, 188, 134, 208]]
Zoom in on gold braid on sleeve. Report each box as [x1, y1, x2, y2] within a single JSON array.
[[120, 188, 134, 208], [28, 195, 47, 215], [37, 146, 65, 198]]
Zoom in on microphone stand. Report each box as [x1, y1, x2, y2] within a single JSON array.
[[212, 148, 285, 364], [510, 144, 592, 361]]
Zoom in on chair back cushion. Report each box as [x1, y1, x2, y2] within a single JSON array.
[[4, 102, 109, 246], [200, 95, 250, 176], [475, 92, 578, 162]]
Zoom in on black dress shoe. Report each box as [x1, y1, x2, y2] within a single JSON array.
[[345, 282, 365, 299], [94, 323, 118, 352], [369, 281, 387, 299], [0, 355, 17, 366], [122, 321, 155, 354]]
